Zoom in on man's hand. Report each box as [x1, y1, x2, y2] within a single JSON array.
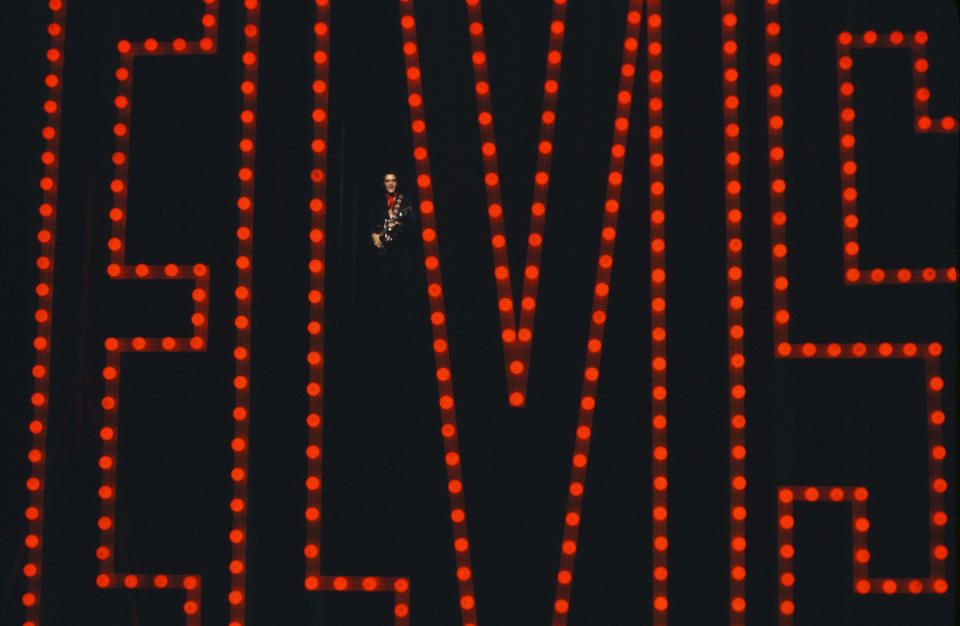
[[372, 232, 383, 248]]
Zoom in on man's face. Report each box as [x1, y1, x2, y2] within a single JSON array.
[[384, 174, 398, 194]]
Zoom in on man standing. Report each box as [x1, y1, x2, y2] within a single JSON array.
[[365, 172, 419, 327]]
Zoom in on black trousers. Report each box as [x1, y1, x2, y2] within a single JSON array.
[[361, 245, 423, 330]]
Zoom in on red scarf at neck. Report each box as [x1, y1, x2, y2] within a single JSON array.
[[385, 193, 397, 209]]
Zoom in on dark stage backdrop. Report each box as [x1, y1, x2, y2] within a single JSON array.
[[0, 1, 957, 625]]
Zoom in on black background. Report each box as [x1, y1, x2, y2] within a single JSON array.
[[0, 0, 957, 624]]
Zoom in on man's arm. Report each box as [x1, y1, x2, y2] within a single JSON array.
[[369, 201, 382, 233], [402, 197, 418, 230], [369, 201, 385, 247]]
